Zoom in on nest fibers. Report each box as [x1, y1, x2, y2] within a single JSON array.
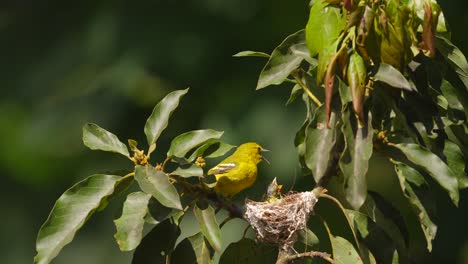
[[244, 191, 318, 249]]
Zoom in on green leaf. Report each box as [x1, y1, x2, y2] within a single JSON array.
[[331, 236, 364, 264], [305, 106, 339, 183], [188, 140, 235, 161], [373, 63, 415, 91], [132, 219, 180, 264], [393, 161, 437, 251], [167, 129, 224, 158], [256, 30, 305, 90], [286, 84, 303, 106], [443, 140, 468, 189], [135, 165, 182, 210], [170, 164, 204, 178], [306, 0, 346, 57], [188, 232, 213, 264], [233, 51, 270, 58], [393, 143, 459, 205], [114, 192, 152, 251], [82, 123, 129, 157], [193, 205, 222, 252], [34, 174, 132, 264], [317, 39, 339, 85], [440, 80, 464, 113], [436, 36, 468, 89], [340, 110, 373, 209], [360, 195, 407, 257], [298, 228, 320, 247], [144, 88, 189, 146], [346, 210, 400, 262], [220, 238, 277, 264]]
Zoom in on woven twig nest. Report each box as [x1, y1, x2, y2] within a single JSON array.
[[244, 191, 318, 249]]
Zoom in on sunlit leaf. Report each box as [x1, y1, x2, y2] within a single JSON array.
[[194, 205, 222, 252], [329, 235, 363, 264], [144, 88, 189, 146], [305, 106, 339, 183], [348, 51, 367, 123], [188, 232, 213, 264], [34, 174, 132, 264], [373, 63, 415, 91], [256, 30, 305, 90], [82, 123, 129, 157], [219, 238, 277, 264], [114, 192, 152, 251], [135, 165, 182, 210], [233, 51, 270, 58], [393, 161, 437, 251], [393, 143, 459, 205], [170, 164, 204, 178], [167, 129, 224, 158], [340, 110, 373, 209], [132, 219, 180, 264], [306, 0, 346, 57], [443, 140, 468, 189]]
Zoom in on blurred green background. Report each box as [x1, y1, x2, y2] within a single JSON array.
[[0, 0, 467, 263]]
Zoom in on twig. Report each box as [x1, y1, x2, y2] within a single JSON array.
[[276, 248, 335, 264], [320, 193, 361, 254], [291, 70, 323, 107]]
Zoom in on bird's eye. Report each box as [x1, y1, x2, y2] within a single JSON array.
[[257, 147, 261, 153]]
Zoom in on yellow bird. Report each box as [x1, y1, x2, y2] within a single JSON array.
[[208, 142, 269, 198]]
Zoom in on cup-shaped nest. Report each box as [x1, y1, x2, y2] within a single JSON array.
[[244, 191, 318, 249]]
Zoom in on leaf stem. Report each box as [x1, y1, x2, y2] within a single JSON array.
[[320, 193, 361, 254], [292, 71, 323, 107]]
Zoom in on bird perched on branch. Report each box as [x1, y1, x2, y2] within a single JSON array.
[[208, 142, 269, 198]]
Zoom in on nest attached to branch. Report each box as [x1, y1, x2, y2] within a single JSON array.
[[244, 191, 318, 249]]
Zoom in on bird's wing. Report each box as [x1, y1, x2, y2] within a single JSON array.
[[208, 162, 237, 175]]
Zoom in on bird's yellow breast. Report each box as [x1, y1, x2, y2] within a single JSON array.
[[214, 162, 258, 197]]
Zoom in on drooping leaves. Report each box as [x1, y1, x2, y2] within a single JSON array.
[[114, 192, 152, 251], [82, 123, 129, 157], [256, 30, 306, 90], [443, 140, 468, 189], [348, 51, 367, 124], [34, 174, 132, 264], [167, 129, 224, 158], [436, 36, 468, 89], [132, 219, 180, 264], [188, 232, 213, 264], [194, 205, 222, 253], [144, 88, 189, 146], [373, 63, 415, 91], [392, 143, 459, 205], [134, 165, 182, 210], [393, 161, 437, 251], [305, 106, 339, 183], [340, 110, 373, 210]]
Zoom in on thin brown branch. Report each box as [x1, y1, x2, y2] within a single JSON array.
[[276, 248, 335, 264]]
